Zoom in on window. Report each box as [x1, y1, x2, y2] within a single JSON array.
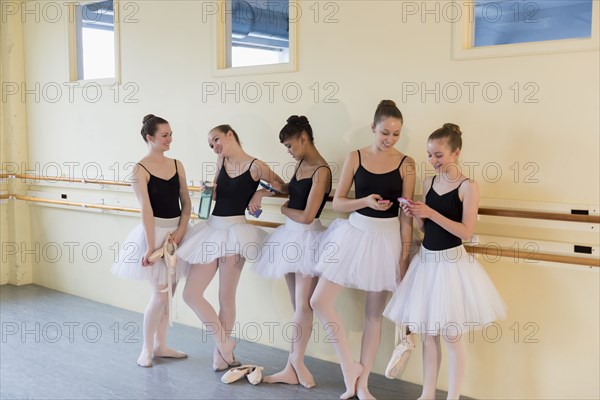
[[474, 0, 593, 47], [214, 0, 297, 76], [452, 0, 599, 60], [68, 0, 120, 81]]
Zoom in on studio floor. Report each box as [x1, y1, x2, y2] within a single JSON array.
[[0, 284, 454, 399]]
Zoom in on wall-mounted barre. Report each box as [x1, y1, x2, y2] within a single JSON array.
[[5, 173, 600, 224], [5, 194, 598, 268]]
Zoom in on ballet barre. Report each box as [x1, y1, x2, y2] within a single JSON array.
[[5, 194, 598, 268], [6, 173, 600, 225]]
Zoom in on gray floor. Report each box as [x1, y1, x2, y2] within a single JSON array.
[[0, 284, 449, 400]]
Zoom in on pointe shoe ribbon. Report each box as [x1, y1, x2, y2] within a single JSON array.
[[155, 234, 178, 327]]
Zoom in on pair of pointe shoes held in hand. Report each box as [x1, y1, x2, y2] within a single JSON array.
[[148, 233, 178, 268], [221, 365, 264, 385]]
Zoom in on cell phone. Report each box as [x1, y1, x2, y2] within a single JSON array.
[[248, 208, 262, 218], [397, 197, 413, 206], [198, 182, 214, 220], [259, 181, 281, 194]]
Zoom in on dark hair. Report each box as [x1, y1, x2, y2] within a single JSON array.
[[279, 115, 313, 143], [141, 114, 168, 143], [428, 123, 463, 152], [373, 99, 403, 126], [211, 124, 240, 144]]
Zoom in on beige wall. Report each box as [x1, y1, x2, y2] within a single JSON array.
[[2, 1, 599, 398]]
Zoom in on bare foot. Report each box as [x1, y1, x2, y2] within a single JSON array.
[[357, 385, 376, 400], [262, 361, 299, 385], [290, 358, 316, 388], [153, 347, 187, 358], [213, 347, 228, 371], [137, 349, 153, 368], [356, 373, 375, 399], [217, 339, 240, 367], [340, 362, 363, 400]]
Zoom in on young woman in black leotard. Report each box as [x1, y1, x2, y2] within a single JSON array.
[[252, 115, 332, 388], [112, 114, 192, 367], [310, 100, 416, 399], [177, 124, 285, 371], [384, 123, 507, 400]]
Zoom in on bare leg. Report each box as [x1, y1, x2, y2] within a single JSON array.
[[263, 273, 300, 385], [419, 334, 442, 400], [216, 255, 246, 363], [444, 335, 465, 400], [264, 274, 318, 387], [153, 281, 187, 358], [137, 281, 169, 367], [356, 291, 389, 400], [311, 279, 363, 400], [182, 261, 236, 367], [285, 273, 296, 310], [289, 274, 318, 388]]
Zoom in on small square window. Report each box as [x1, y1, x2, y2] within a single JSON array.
[[68, 0, 120, 82], [452, 1, 599, 60], [474, 0, 593, 47], [213, 0, 297, 76]]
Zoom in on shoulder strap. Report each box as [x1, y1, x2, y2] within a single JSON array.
[[457, 178, 469, 188], [247, 158, 258, 171], [174, 159, 178, 172], [311, 165, 331, 179], [428, 175, 437, 194], [137, 163, 151, 175], [398, 155, 408, 169], [291, 159, 304, 180], [357, 150, 362, 165]]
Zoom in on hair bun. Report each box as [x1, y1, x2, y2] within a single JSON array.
[[287, 115, 310, 127], [143, 114, 156, 124], [443, 123, 462, 136], [378, 99, 397, 108]]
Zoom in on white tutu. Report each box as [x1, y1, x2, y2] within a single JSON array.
[[252, 217, 325, 278], [384, 245, 507, 334], [176, 215, 268, 265], [314, 212, 401, 292], [111, 217, 190, 285]]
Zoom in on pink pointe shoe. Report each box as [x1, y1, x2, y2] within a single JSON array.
[[385, 337, 415, 379]]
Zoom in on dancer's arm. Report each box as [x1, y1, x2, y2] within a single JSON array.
[[131, 164, 155, 266], [173, 160, 191, 245], [398, 157, 416, 281], [282, 166, 331, 224]]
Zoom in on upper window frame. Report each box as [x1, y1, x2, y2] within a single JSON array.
[[66, 0, 122, 84], [452, 0, 599, 60], [212, 0, 298, 77]]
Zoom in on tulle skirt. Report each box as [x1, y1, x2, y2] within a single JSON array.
[[384, 245, 508, 334], [176, 215, 268, 265], [111, 217, 190, 285], [314, 212, 401, 292], [252, 217, 325, 278]]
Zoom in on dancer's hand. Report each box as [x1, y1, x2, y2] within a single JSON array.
[[365, 194, 393, 211], [142, 249, 155, 267], [407, 201, 432, 219], [248, 191, 263, 214], [171, 230, 184, 245]]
